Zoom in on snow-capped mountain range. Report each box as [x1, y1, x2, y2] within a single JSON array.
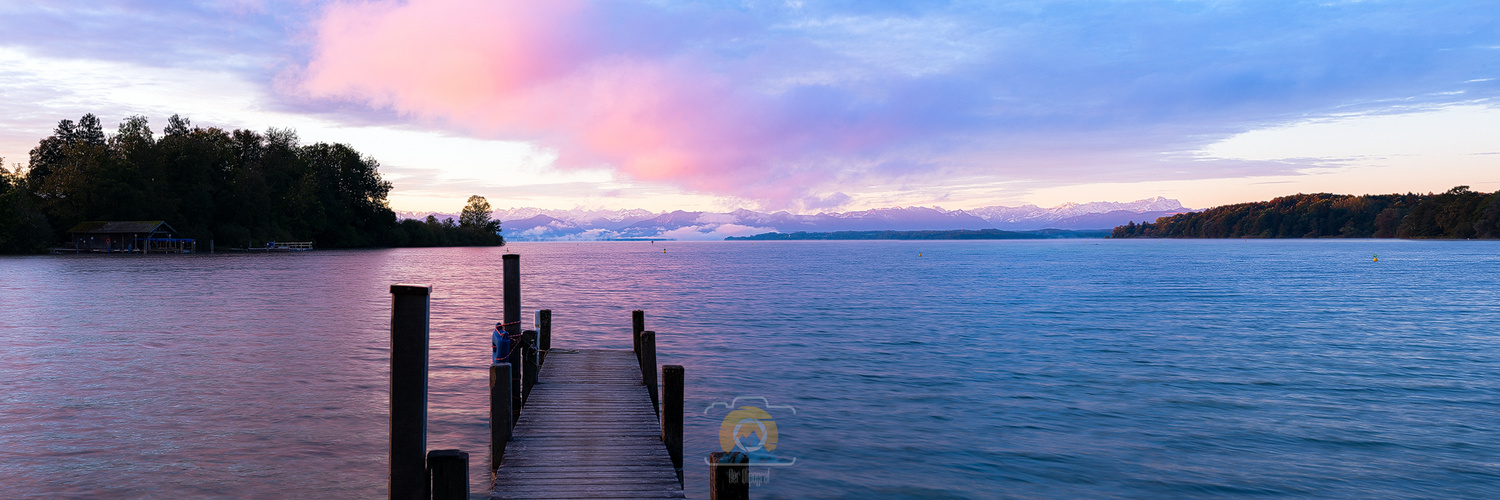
[[393, 197, 1189, 241]]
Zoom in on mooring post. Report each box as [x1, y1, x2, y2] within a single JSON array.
[[521, 330, 539, 400], [632, 310, 645, 360], [664, 365, 684, 486], [538, 309, 552, 366], [708, 451, 750, 500], [490, 362, 512, 465], [502, 254, 523, 421], [641, 331, 659, 418], [389, 284, 431, 500], [426, 449, 468, 500]]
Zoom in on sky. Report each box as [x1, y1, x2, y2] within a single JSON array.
[[1, 0, 1498, 213]]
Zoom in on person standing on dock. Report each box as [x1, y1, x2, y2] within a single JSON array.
[[492, 322, 510, 364]]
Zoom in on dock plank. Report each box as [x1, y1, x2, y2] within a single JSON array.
[[492, 349, 684, 500]]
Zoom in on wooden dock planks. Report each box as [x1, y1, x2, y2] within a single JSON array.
[[492, 349, 685, 500]]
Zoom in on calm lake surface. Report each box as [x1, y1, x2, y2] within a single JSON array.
[[2, 240, 1498, 499]]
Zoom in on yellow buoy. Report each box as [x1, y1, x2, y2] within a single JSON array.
[[1373, 254, 1378, 262]]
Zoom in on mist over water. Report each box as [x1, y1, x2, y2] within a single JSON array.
[[2, 240, 1498, 498]]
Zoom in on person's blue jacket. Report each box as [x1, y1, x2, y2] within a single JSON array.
[[492, 326, 510, 364]]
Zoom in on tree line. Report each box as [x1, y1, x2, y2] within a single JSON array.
[[1112, 187, 1500, 238], [0, 114, 502, 253]]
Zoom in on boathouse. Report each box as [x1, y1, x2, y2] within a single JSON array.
[[66, 221, 196, 253]]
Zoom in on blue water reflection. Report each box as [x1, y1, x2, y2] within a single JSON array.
[[1, 240, 1498, 498]]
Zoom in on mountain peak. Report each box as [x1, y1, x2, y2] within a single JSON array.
[[486, 198, 1187, 241]]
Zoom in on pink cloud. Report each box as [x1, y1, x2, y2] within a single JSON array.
[[297, 0, 846, 205]]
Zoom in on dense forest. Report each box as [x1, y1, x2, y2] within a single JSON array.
[[1112, 187, 1500, 238], [727, 229, 1111, 240], [0, 114, 503, 253]]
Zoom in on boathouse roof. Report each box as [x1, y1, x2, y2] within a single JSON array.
[[67, 221, 176, 234]]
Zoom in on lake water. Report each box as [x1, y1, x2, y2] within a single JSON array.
[[1, 240, 1498, 499]]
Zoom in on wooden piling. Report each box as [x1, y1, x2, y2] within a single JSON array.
[[490, 362, 513, 464], [521, 330, 539, 400], [708, 451, 750, 500], [632, 310, 645, 359], [389, 284, 431, 500], [503, 254, 523, 420], [426, 449, 469, 500], [537, 309, 552, 366], [641, 330, 659, 418], [663, 364, 684, 486]]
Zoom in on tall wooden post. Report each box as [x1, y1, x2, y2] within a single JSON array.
[[389, 284, 431, 500], [632, 310, 645, 360], [641, 331, 659, 418], [521, 330, 539, 400], [490, 363, 512, 465], [503, 254, 523, 420], [663, 365, 684, 485], [426, 449, 468, 500], [538, 309, 552, 365], [708, 451, 749, 500]]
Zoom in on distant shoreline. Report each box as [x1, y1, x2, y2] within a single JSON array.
[[725, 229, 1111, 240], [1112, 187, 1500, 239]]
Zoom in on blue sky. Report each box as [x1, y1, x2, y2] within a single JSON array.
[[1, 0, 1497, 212]]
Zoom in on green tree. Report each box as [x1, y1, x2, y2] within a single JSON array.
[[27, 116, 112, 233], [0, 113, 512, 252], [1475, 192, 1500, 238], [0, 161, 54, 253], [163, 114, 191, 137], [1114, 189, 1494, 239], [460, 195, 494, 230], [1373, 207, 1401, 238], [459, 195, 503, 245]]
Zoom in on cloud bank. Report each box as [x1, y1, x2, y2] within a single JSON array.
[[5, 1, 1498, 210], [299, 0, 830, 203], [295, 0, 1500, 208]]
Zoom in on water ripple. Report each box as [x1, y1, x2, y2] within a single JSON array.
[[1, 240, 1498, 498]]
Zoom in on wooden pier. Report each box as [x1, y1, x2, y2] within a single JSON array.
[[492, 348, 684, 499], [387, 253, 743, 500]]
